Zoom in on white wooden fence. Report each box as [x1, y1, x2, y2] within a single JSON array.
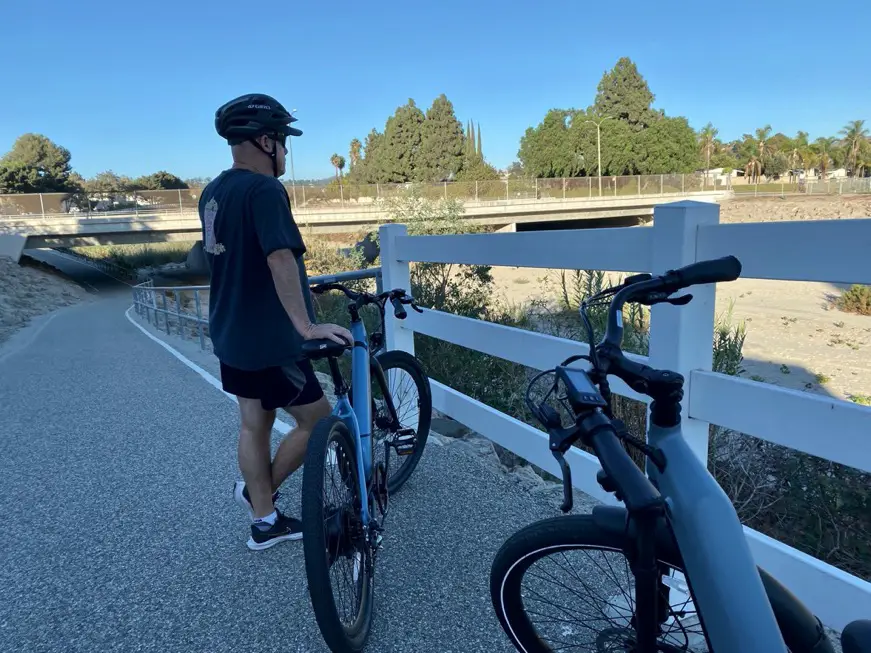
[[376, 201, 871, 632]]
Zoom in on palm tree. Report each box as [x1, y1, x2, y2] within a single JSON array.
[[744, 156, 762, 184], [800, 149, 818, 179], [788, 131, 808, 174], [839, 120, 869, 175], [754, 125, 773, 172], [330, 154, 346, 182], [812, 137, 836, 180], [699, 123, 718, 187], [349, 139, 362, 170]]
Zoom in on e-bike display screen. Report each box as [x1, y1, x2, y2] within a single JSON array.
[[556, 365, 608, 410]]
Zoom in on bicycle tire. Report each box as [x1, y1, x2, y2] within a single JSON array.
[[490, 515, 835, 653], [355, 349, 432, 495], [302, 416, 374, 653]]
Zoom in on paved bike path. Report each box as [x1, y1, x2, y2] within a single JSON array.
[[0, 294, 573, 653]]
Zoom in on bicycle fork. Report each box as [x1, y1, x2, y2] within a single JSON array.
[[630, 508, 669, 652]]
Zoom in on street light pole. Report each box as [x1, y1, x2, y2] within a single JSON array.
[[584, 116, 612, 197], [288, 108, 298, 208]]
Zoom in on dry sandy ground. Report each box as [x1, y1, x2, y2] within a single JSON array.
[[0, 256, 91, 344], [490, 195, 871, 401]]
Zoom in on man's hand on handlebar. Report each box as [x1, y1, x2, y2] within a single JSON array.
[[303, 322, 353, 346]]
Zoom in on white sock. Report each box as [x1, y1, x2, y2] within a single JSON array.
[[254, 510, 278, 529]]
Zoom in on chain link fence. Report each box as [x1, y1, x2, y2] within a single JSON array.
[[4, 175, 870, 218]]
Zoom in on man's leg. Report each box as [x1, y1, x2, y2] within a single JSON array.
[[271, 395, 331, 490], [236, 396, 277, 519]]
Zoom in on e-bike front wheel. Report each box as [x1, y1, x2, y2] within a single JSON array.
[[490, 515, 709, 653], [301, 416, 374, 653]]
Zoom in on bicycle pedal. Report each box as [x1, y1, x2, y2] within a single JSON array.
[[392, 430, 417, 456]]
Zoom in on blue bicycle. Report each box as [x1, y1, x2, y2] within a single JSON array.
[[299, 281, 432, 653]]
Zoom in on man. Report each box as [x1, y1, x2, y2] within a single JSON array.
[[198, 93, 352, 551]]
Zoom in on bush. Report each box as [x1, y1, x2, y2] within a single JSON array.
[[837, 284, 871, 316]]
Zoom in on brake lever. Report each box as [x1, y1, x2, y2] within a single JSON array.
[[551, 451, 574, 513]]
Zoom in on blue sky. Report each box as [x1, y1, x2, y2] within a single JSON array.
[[2, 0, 869, 182]]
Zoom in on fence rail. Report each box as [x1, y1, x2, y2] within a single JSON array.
[[132, 267, 383, 350], [5, 174, 871, 218], [374, 205, 871, 633]]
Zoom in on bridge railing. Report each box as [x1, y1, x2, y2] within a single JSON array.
[[5, 174, 870, 218], [132, 267, 383, 351], [376, 202, 871, 632]]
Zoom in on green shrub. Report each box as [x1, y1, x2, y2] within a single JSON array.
[[837, 284, 871, 316]]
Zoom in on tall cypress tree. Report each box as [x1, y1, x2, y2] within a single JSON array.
[[477, 122, 482, 158], [380, 99, 425, 182], [418, 94, 465, 182]]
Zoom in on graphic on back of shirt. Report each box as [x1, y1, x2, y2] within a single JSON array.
[[203, 198, 226, 255]]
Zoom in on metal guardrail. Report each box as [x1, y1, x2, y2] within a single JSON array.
[[131, 267, 383, 351]]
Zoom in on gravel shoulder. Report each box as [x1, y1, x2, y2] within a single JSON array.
[[0, 254, 92, 344]]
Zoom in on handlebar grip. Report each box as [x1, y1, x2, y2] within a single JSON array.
[[665, 256, 742, 291], [390, 296, 407, 319]]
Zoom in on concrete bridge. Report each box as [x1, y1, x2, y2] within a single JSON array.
[[0, 191, 728, 262]]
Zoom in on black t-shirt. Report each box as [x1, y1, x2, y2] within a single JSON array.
[[197, 168, 316, 371]]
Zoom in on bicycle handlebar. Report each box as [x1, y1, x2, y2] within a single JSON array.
[[602, 255, 742, 350], [309, 281, 423, 320]]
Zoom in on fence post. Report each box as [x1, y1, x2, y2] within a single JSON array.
[[681, 174, 685, 194], [589, 177, 592, 198], [39, 194, 45, 218], [638, 175, 641, 196], [562, 178, 566, 199], [475, 180, 478, 202], [660, 174, 664, 195], [648, 200, 719, 464], [177, 189, 183, 214], [534, 177, 538, 199], [444, 181, 447, 200], [378, 223, 414, 355], [505, 180, 509, 202]]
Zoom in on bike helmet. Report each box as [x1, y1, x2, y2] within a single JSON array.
[[214, 93, 302, 177]]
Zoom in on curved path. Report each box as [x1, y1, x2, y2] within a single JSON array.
[[0, 269, 574, 652]]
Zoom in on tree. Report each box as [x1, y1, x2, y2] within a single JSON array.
[[840, 119, 869, 174], [744, 156, 762, 184], [380, 99, 425, 182], [699, 123, 719, 183], [418, 94, 465, 182], [86, 171, 133, 195], [593, 57, 656, 131], [355, 129, 385, 183], [518, 109, 578, 178], [632, 116, 698, 175], [132, 171, 188, 190], [349, 139, 362, 171], [330, 154, 346, 183], [0, 133, 77, 193], [754, 125, 773, 167], [764, 152, 789, 178], [477, 122, 483, 159], [812, 137, 836, 179]]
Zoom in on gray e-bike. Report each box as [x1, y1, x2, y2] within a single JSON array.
[[489, 256, 871, 652]]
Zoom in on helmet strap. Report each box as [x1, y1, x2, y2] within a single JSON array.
[[248, 134, 280, 178]]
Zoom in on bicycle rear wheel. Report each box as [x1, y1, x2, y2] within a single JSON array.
[[302, 416, 374, 653], [490, 515, 709, 652], [363, 349, 432, 495]]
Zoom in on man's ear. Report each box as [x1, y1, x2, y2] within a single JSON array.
[[257, 134, 273, 153]]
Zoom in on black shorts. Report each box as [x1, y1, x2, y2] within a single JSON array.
[[219, 358, 324, 411]]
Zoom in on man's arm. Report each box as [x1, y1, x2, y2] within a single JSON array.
[[252, 181, 352, 345], [266, 249, 314, 337]]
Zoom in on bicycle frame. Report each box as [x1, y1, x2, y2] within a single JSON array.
[[330, 313, 373, 527], [645, 420, 788, 652]]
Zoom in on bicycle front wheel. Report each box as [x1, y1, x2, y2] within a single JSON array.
[[490, 515, 709, 653], [302, 416, 374, 653]]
